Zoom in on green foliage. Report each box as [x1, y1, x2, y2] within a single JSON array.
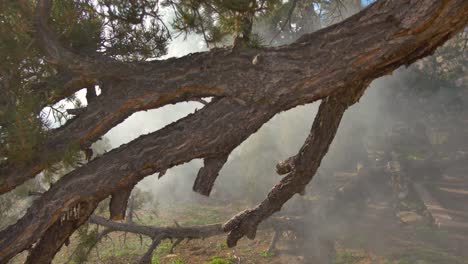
[[2, 95, 47, 163], [414, 224, 450, 242], [206, 256, 234, 264], [0, 0, 368, 172], [50, 0, 102, 54], [179, 204, 223, 225], [170, 256, 185, 264], [72, 224, 99, 264], [333, 250, 366, 264], [260, 250, 275, 257], [388, 247, 466, 264], [94, 0, 170, 60], [0, 0, 170, 168], [62, 141, 83, 169], [155, 241, 172, 255], [49, 0, 170, 60], [152, 254, 161, 264], [217, 241, 228, 250], [246, 33, 264, 48], [0, 1, 62, 166], [0, 1, 51, 162], [164, 0, 281, 46]]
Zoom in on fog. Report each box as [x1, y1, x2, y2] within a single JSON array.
[[83, 0, 412, 214], [94, 0, 378, 206], [88, 3, 468, 263], [1, 2, 466, 263]]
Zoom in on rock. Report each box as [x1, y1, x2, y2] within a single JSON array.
[[398, 211, 424, 224]]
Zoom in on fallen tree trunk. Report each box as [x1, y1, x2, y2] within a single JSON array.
[[89, 215, 223, 240], [0, 0, 467, 262], [25, 201, 98, 264], [88, 215, 305, 264], [2, 0, 467, 195], [223, 85, 364, 246]]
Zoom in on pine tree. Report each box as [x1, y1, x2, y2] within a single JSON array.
[[0, 0, 466, 262]]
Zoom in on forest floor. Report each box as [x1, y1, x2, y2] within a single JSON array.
[[9, 197, 466, 264], [9, 165, 468, 264]]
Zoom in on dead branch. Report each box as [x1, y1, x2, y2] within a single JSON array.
[[89, 215, 223, 239], [2, 0, 465, 197], [25, 201, 97, 264], [193, 154, 230, 196], [138, 234, 165, 264], [267, 230, 281, 253], [169, 238, 184, 254], [1, 1, 467, 262], [223, 87, 365, 247], [109, 185, 134, 221], [64, 227, 113, 264], [88, 215, 303, 262], [276, 156, 296, 175]]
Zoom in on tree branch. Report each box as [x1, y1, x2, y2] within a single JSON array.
[[223, 87, 365, 247], [269, 0, 299, 45], [109, 185, 134, 221], [0, 98, 275, 262], [193, 154, 230, 196], [88, 214, 302, 263], [33, 0, 138, 79], [138, 234, 165, 264], [2, 0, 466, 196], [267, 230, 281, 253], [0, 0, 467, 262], [30, 72, 95, 110], [25, 201, 97, 264], [89, 215, 223, 240]]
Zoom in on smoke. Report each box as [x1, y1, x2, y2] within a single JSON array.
[[90, 2, 467, 262], [87, 0, 345, 224], [90, 0, 371, 212]]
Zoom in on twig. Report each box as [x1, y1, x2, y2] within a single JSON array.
[[138, 234, 165, 264], [269, 0, 299, 45], [169, 238, 183, 253], [267, 230, 280, 253]]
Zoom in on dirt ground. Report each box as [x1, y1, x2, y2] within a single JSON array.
[[9, 194, 468, 264]]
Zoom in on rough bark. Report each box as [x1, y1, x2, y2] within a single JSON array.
[[88, 215, 304, 239], [223, 86, 364, 246], [2, 0, 466, 195], [0, 99, 276, 262], [0, 0, 467, 262], [109, 186, 134, 221], [25, 201, 97, 264], [89, 215, 224, 240], [31, 72, 95, 110], [88, 214, 302, 263], [193, 154, 230, 196]]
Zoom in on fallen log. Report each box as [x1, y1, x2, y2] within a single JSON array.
[[87, 215, 306, 264]]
